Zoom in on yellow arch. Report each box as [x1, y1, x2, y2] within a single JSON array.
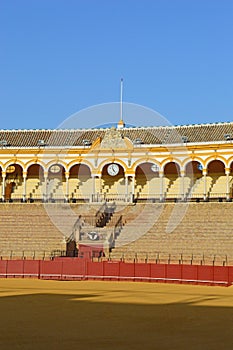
[[182, 156, 205, 169], [25, 160, 46, 171], [67, 159, 93, 173], [204, 155, 227, 168], [0, 161, 4, 171], [131, 158, 161, 172], [226, 156, 233, 168], [45, 160, 68, 171], [3, 159, 25, 172], [97, 159, 128, 173], [160, 158, 182, 171]]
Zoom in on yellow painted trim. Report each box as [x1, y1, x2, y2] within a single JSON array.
[[25, 160, 46, 171], [46, 159, 68, 171], [131, 158, 161, 172], [4, 159, 25, 171], [67, 159, 93, 172], [204, 155, 227, 167], [97, 158, 128, 173]]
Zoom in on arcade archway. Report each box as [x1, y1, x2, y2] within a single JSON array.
[[101, 163, 126, 201], [47, 164, 66, 201], [184, 161, 203, 199], [135, 162, 160, 200], [69, 164, 92, 201], [26, 164, 45, 201], [207, 160, 226, 199], [5, 164, 23, 201], [164, 162, 181, 199]]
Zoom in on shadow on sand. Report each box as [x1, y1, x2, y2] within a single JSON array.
[[0, 292, 232, 350]]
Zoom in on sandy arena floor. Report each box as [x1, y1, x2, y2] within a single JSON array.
[[0, 279, 232, 350]]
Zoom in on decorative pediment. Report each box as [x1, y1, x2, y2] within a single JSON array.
[[100, 127, 127, 149]]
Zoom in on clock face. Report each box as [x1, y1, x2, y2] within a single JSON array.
[[107, 163, 119, 176], [151, 164, 159, 173]]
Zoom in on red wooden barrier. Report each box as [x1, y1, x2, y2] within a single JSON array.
[[102, 261, 120, 280], [7, 260, 24, 278], [197, 265, 214, 285], [228, 266, 233, 285], [86, 261, 104, 279], [40, 260, 63, 280], [23, 260, 40, 278], [0, 259, 232, 286], [0, 260, 7, 277], [61, 258, 86, 280], [134, 263, 151, 282], [166, 264, 182, 283], [182, 265, 198, 284], [119, 262, 135, 281], [150, 264, 166, 282], [213, 266, 229, 286]]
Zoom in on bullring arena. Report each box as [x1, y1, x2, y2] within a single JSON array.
[[0, 118, 233, 349]]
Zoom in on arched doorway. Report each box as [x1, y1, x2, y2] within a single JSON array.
[[101, 163, 125, 201], [69, 164, 92, 202], [48, 164, 66, 202], [207, 160, 226, 199], [185, 161, 203, 199], [5, 164, 23, 201], [164, 162, 181, 199], [135, 162, 160, 200], [27, 164, 45, 201], [228, 161, 233, 199]]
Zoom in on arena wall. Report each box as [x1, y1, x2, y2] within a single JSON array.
[[0, 258, 232, 287]]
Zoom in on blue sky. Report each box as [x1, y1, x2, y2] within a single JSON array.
[[0, 0, 232, 129]]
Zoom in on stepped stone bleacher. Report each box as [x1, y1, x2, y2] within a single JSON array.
[[0, 203, 102, 259], [0, 202, 232, 265], [110, 202, 233, 265]]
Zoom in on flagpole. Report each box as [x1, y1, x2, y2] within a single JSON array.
[[120, 78, 123, 121]]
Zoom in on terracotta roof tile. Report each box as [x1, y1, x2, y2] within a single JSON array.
[[0, 122, 232, 147]]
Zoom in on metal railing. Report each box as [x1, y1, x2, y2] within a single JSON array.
[[107, 251, 231, 266], [0, 250, 66, 260], [0, 192, 232, 203]]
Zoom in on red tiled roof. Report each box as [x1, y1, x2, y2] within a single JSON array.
[[0, 122, 232, 147]]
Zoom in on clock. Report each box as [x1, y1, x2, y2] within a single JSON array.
[[151, 164, 159, 173], [107, 163, 119, 176]]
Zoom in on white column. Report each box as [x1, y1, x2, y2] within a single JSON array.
[[225, 168, 230, 200], [131, 175, 135, 202], [159, 171, 164, 201], [92, 175, 95, 202], [65, 171, 69, 202], [125, 175, 129, 202], [180, 171, 185, 200], [44, 172, 48, 202], [23, 172, 27, 202], [203, 169, 207, 200], [2, 172, 6, 201], [98, 175, 103, 202], [96, 175, 100, 202], [90, 175, 98, 202]]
